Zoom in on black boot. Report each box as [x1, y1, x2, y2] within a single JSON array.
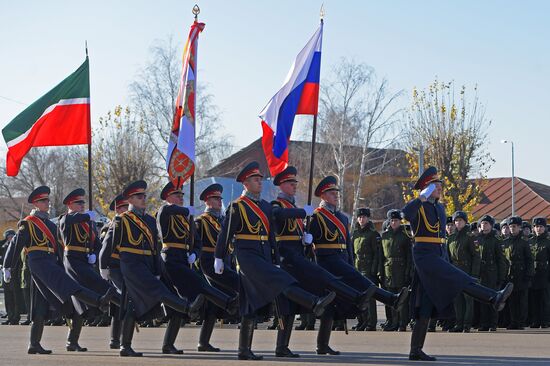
[[316, 316, 340, 355], [373, 287, 409, 311], [162, 316, 183, 354], [161, 294, 205, 320], [283, 285, 336, 317], [327, 280, 376, 312], [463, 282, 514, 312], [110, 317, 121, 349], [198, 313, 220, 352], [28, 318, 52, 354], [66, 315, 87, 352], [120, 313, 142, 357], [275, 315, 299, 357], [202, 285, 239, 316], [409, 317, 436, 361], [238, 317, 263, 360]]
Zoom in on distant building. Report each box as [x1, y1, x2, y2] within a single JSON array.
[[472, 177, 550, 222]]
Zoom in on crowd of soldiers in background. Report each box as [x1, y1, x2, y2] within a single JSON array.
[[2, 206, 546, 334]]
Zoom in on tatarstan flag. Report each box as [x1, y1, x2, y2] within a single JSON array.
[[2, 58, 91, 176]]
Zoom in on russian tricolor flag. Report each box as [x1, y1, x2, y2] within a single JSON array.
[[260, 22, 323, 176]]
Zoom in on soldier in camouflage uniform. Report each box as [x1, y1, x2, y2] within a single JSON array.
[[522, 221, 533, 241], [352, 208, 380, 331], [503, 216, 534, 329], [500, 220, 510, 240], [447, 211, 481, 332], [476, 215, 507, 331], [528, 217, 550, 328], [379, 209, 412, 331]]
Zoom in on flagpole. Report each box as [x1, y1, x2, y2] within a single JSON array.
[[85, 41, 93, 211], [306, 9, 324, 206], [188, 4, 200, 261]]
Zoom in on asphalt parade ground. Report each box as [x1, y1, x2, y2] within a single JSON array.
[[1, 314, 549, 366]]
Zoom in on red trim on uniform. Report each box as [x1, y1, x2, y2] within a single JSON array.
[[126, 188, 145, 196], [316, 207, 347, 239], [241, 168, 262, 181], [25, 215, 58, 252], [204, 191, 222, 200], [32, 193, 49, 202], [277, 198, 304, 233], [239, 196, 270, 233], [66, 195, 85, 205]]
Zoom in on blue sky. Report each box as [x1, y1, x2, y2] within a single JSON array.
[[1, 1, 549, 184]]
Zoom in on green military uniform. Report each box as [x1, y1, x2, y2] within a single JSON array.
[[476, 216, 507, 331], [352, 219, 380, 329], [379, 220, 412, 331], [528, 221, 550, 328], [447, 215, 481, 332], [503, 216, 535, 329]]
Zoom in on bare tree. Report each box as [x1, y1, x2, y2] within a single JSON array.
[[403, 79, 493, 215], [92, 106, 160, 214], [310, 59, 403, 215], [129, 36, 234, 178], [0, 147, 87, 217]]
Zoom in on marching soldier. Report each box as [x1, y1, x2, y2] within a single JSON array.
[[379, 209, 413, 332], [2, 186, 115, 354], [309, 176, 408, 355], [157, 181, 238, 354], [528, 217, 550, 328], [352, 207, 380, 331], [58, 188, 120, 352], [196, 183, 240, 352], [271, 167, 374, 357], [447, 211, 481, 333], [502, 216, 534, 329], [214, 162, 336, 360], [403, 167, 513, 361], [99, 194, 129, 351], [477, 215, 507, 331], [108, 180, 205, 357]]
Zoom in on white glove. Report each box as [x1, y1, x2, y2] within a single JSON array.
[[185, 206, 196, 217], [303, 205, 314, 216], [420, 183, 436, 200], [87, 253, 97, 264], [85, 210, 98, 221], [100, 268, 110, 280], [2, 268, 11, 283], [303, 233, 313, 245], [187, 252, 197, 264], [214, 258, 224, 274], [155, 275, 161, 280]]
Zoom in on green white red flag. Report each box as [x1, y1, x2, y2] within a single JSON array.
[[2, 58, 91, 176]]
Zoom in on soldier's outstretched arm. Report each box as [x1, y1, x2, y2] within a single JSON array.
[[271, 204, 306, 220], [162, 204, 190, 217], [64, 212, 92, 225]]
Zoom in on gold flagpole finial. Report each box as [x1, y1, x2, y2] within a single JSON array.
[[320, 4, 325, 22], [192, 4, 200, 20]]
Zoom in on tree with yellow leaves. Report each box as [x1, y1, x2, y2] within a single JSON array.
[[402, 79, 493, 219]]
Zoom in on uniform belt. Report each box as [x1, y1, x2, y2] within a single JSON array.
[[64, 246, 91, 253], [162, 242, 190, 250], [110, 253, 120, 260], [26, 246, 54, 254], [276, 235, 302, 242], [119, 247, 153, 256], [315, 243, 347, 250], [415, 236, 445, 244], [201, 247, 216, 253], [234, 234, 269, 241]]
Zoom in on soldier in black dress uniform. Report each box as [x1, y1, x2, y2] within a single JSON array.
[[214, 162, 336, 360], [309, 176, 409, 355], [157, 181, 238, 354], [99, 194, 128, 350], [196, 183, 240, 352], [106, 180, 205, 357], [271, 166, 375, 357], [403, 167, 514, 361], [2, 186, 115, 354], [58, 188, 120, 352]]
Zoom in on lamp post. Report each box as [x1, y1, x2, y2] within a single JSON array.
[[501, 140, 515, 216]]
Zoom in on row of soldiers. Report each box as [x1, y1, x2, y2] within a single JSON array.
[[1, 163, 410, 359], [351, 208, 550, 334]]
